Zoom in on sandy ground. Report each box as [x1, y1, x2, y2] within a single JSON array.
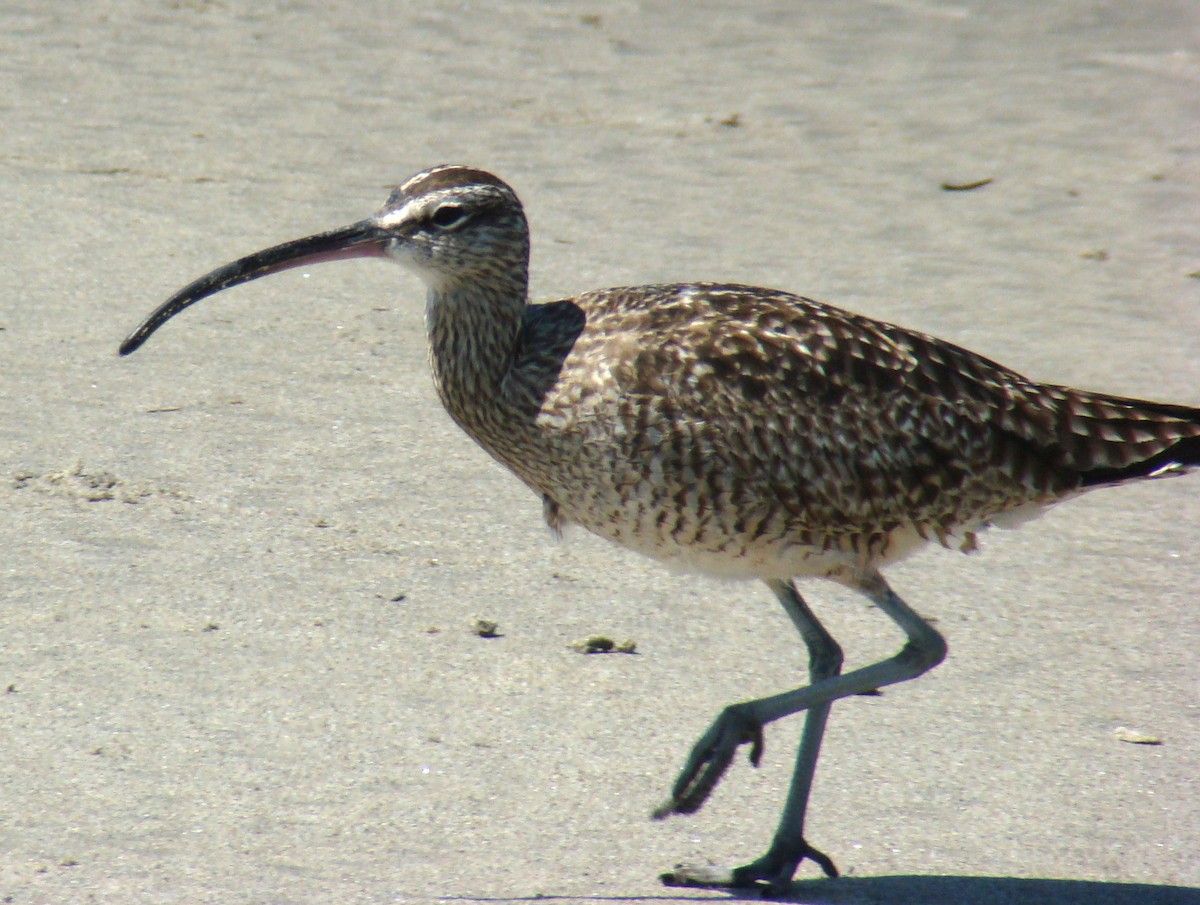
[[2, 2, 1198, 903]]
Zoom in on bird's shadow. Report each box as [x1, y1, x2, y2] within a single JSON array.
[[446, 875, 1200, 905], [757, 875, 1200, 905]]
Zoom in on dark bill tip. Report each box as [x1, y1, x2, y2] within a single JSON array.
[[119, 219, 389, 356]]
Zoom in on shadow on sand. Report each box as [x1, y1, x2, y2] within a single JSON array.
[[448, 875, 1200, 904], [749, 874, 1200, 905]]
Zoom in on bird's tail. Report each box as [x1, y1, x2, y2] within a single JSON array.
[[1050, 388, 1200, 488]]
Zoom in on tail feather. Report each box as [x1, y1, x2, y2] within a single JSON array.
[[1056, 389, 1200, 488], [1081, 434, 1200, 487]]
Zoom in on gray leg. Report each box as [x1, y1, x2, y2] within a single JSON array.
[[659, 571, 946, 895]]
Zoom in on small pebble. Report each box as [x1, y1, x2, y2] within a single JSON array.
[[569, 635, 637, 654], [1115, 726, 1162, 746], [471, 618, 501, 638], [940, 177, 993, 191]]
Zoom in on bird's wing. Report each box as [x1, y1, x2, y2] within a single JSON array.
[[558, 284, 1079, 530]]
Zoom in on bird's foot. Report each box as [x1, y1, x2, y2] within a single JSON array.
[[651, 705, 764, 819], [660, 839, 838, 897]]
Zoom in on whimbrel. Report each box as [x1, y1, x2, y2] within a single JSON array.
[[120, 165, 1200, 894]]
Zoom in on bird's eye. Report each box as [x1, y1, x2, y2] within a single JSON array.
[[430, 204, 468, 230]]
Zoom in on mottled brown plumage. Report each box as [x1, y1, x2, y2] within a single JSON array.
[[120, 165, 1200, 894]]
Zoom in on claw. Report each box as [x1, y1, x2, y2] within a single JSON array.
[[650, 797, 677, 821], [732, 838, 839, 893], [746, 722, 765, 766], [651, 707, 765, 819], [661, 840, 838, 897]]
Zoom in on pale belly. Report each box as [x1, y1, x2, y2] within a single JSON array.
[[545, 492, 945, 583], [492, 408, 1055, 584]]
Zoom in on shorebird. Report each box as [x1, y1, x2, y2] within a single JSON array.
[[120, 165, 1200, 894]]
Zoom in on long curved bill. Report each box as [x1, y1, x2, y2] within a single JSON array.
[[119, 219, 391, 356]]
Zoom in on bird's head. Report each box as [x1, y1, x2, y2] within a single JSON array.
[[119, 165, 529, 356], [376, 165, 530, 293]]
